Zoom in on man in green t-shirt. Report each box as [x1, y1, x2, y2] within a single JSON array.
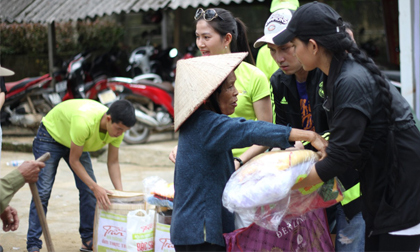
[[26, 99, 136, 252]]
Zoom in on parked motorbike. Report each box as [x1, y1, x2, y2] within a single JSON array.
[[2, 73, 63, 128], [57, 49, 123, 101], [127, 43, 178, 82]]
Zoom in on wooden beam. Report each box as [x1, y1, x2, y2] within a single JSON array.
[[47, 21, 56, 87]]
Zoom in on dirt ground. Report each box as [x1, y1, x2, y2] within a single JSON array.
[[0, 139, 176, 252]]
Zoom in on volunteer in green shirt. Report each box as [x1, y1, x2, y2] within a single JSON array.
[[26, 99, 136, 252]]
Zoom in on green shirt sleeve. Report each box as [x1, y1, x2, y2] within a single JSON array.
[[256, 45, 280, 82], [70, 115, 91, 147], [0, 169, 25, 213]]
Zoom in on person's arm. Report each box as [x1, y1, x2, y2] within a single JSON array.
[[293, 108, 368, 189], [0, 161, 45, 213], [288, 128, 328, 159], [0, 170, 24, 213], [107, 144, 123, 191], [235, 96, 272, 169], [0, 76, 6, 110], [1, 206, 19, 232], [69, 142, 112, 209], [0, 92, 5, 110], [169, 145, 177, 163], [252, 96, 272, 123], [291, 165, 322, 190], [234, 145, 268, 170]]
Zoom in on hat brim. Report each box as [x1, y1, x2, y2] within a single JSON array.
[[253, 33, 277, 48], [0, 66, 15, 76], [273, 29, 296, 46]]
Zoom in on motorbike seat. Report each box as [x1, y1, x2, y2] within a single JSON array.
[[83, 80, 96, 92], [84, 75, 106, 92], [133, 79, 174, 93], [6, 77, 40, 93]]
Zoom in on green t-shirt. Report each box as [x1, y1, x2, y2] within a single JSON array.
[[256, 45, 279, 82], [42, 99, 123, 152], [229, 61, 271, 157]]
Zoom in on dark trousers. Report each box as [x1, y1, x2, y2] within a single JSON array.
[[175, 243, 225, 252], [365, 233, 420, 251]]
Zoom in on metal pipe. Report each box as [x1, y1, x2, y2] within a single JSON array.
[[135, 109, 159, 127]]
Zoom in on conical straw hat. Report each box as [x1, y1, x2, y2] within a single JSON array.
[[0, 65, 15, 76], [174, 52, 248, 132]]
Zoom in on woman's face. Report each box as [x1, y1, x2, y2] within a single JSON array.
[[217, 72, 238, 115], [196, 20, 228, 56], [291, 38, 317, 72]]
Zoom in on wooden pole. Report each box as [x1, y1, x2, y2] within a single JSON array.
[[47, 21, 56, 88], [29, 152, 55, 252]]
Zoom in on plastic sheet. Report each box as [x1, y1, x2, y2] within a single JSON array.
[[143, 176, 174, 209], [222, 150, 345, 231], [253, 177, 345, 230]]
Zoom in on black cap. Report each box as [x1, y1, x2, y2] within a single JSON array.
[[273, 1, 343, 45]]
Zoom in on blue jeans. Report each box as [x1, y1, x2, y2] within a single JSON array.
[[27, 123, 97, 250], [333, 204, 365, 252]]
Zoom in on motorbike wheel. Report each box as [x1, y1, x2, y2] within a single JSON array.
[[123, 122, 150, 144], [123, 101, 151, 144]]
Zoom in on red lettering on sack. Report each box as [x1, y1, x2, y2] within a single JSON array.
[[110, 241, 120, 247], [103, 226, 125, 237], [140, 223, 154, 232], [159, 238, 174, 249], [136, 241, 154, 251]]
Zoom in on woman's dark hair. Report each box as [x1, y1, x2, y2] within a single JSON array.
[[202, 83, 223, 114], [297, 28, 394, 126], [195, 8, 255, 65], [201, 78, 227, 114]]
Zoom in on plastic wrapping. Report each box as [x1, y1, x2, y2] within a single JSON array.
[[222, 150, 345, 231], [143, 176, 174, 209], [253, 177, 345, 230], [126, 209, 155, 252]]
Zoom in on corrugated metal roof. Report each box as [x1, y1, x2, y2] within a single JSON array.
[[0, 0, 171, 23], [168, 0, 263, 9], [0, 0, 261, 23]]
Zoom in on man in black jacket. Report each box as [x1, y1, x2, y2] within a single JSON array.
[[254, 9, 365, 251]]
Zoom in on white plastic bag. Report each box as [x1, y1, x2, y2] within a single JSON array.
[[223, 150, 318, 212], [126, 209, 155, 252], [223, 150, 345, 231]]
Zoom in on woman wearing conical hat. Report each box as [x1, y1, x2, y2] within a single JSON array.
[[170, 52, 327, 251]]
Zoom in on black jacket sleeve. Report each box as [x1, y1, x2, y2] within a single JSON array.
[[315, 108, 368, 182]]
